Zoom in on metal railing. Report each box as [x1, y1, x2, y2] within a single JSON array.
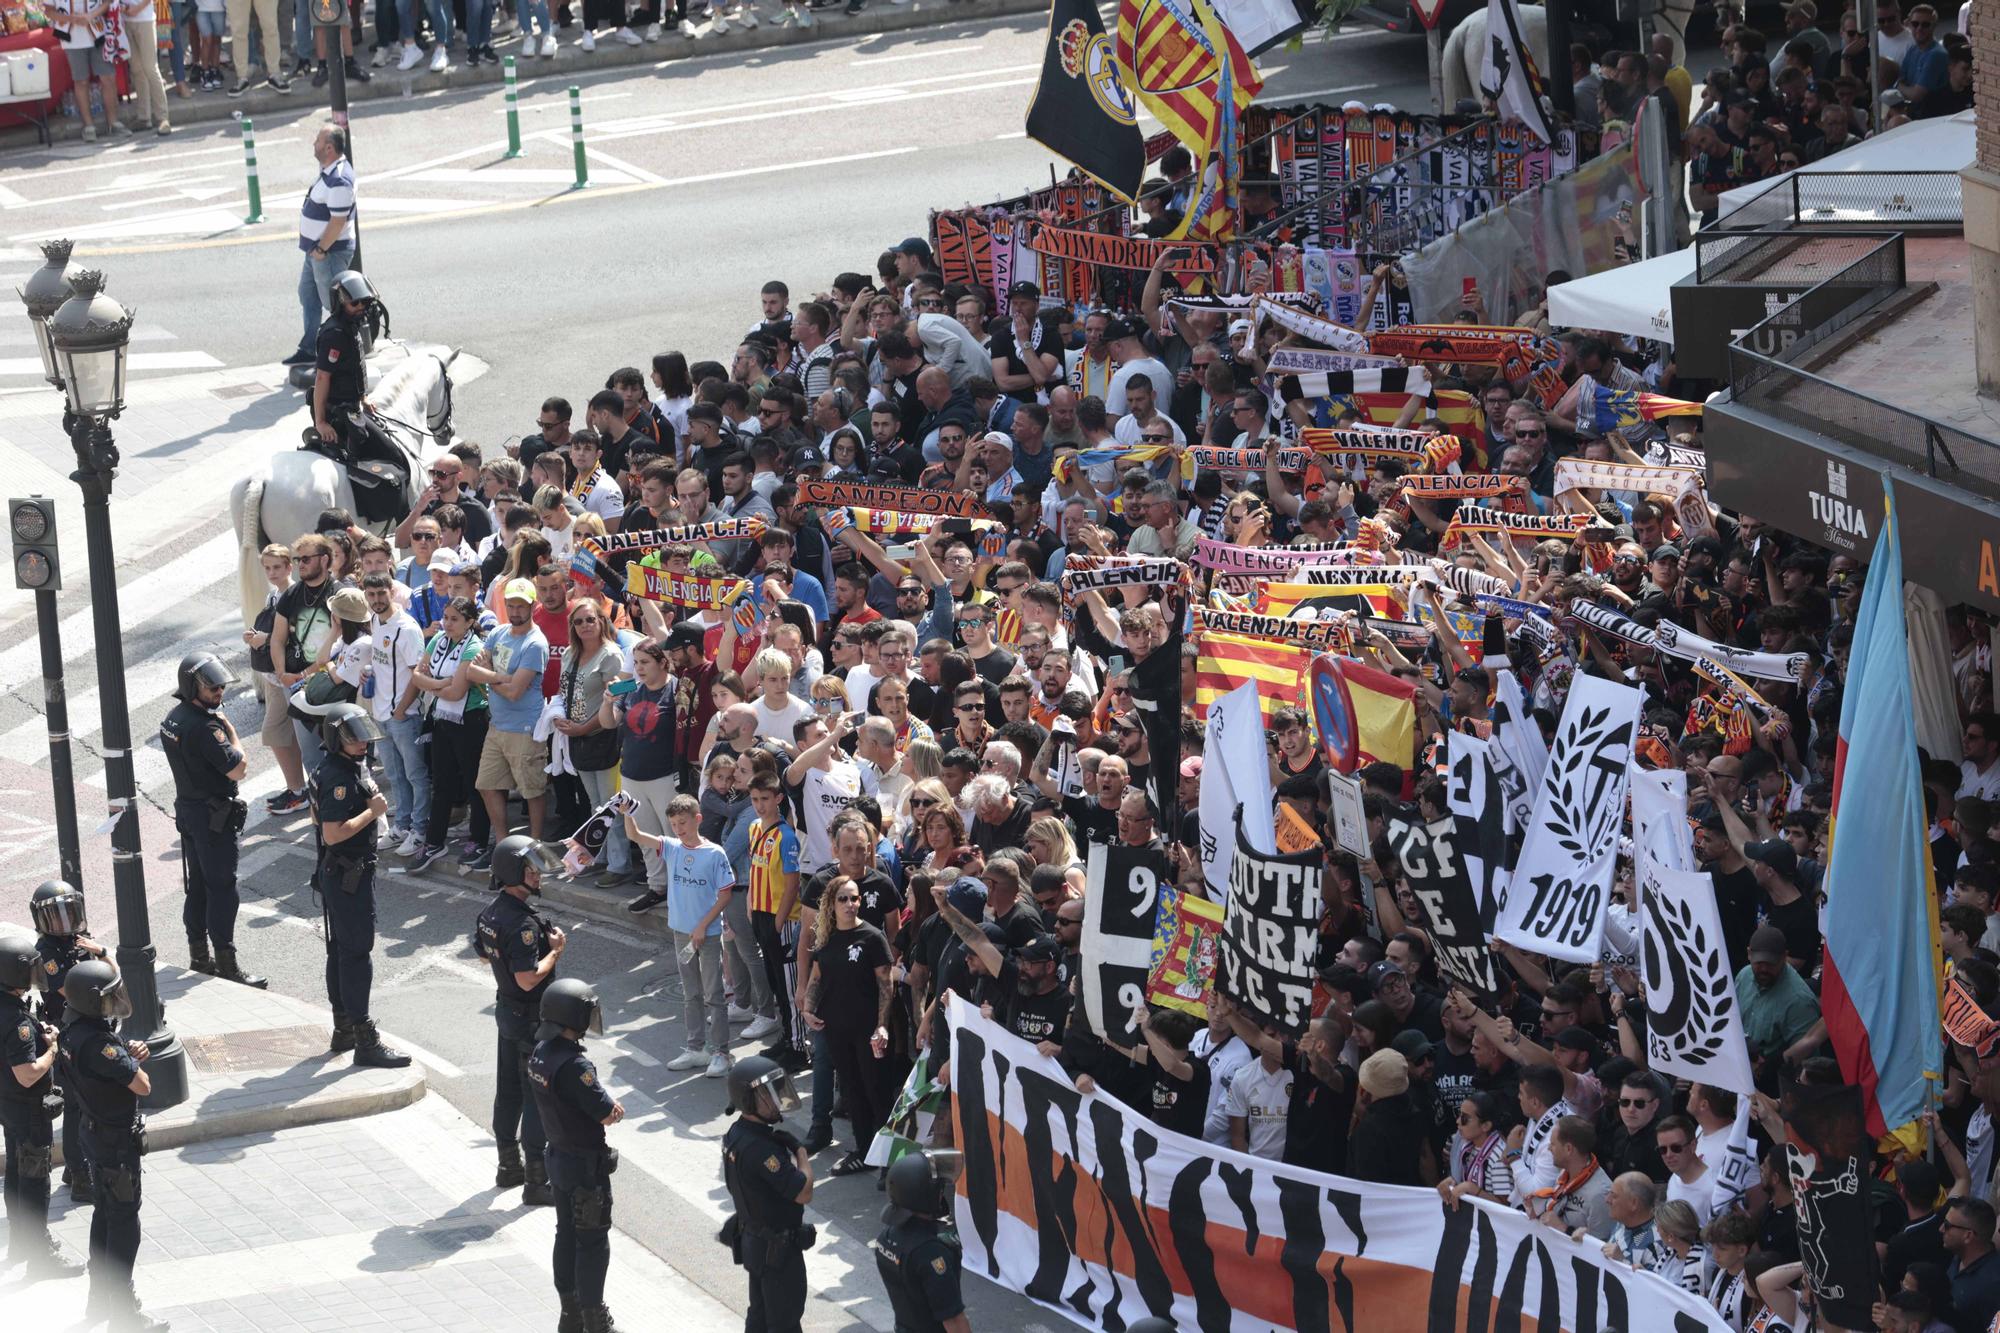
[[1726, 230, 2000, 499], [1248, 116, 1502, 252], [1697, 170, 1963, 280]]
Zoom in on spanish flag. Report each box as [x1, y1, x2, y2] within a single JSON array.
[[1253, 581, 1403, 622], [1337, 656, 1418, 770], [1193, 631, 1308, 724], [1114, 0, 1260, 167]]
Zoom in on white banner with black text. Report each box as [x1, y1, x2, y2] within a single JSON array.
[[1081, 841, 1176, 1049]]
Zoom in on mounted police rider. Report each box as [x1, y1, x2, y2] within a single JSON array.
[[874, 1148, 970, 1333]]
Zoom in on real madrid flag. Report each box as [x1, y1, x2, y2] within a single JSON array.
[[1027, 0, 1146, 201]]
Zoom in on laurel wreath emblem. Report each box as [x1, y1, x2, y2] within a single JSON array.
[[1542, 705, 1629, 858], [1642, 887, 1733, 1065]]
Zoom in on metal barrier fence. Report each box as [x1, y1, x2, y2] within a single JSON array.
[[1725, 230, 2000, 501], [1697, 169, 1963, 279]]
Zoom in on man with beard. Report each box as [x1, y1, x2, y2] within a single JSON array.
[[988, 934, 1071, 1056], [1073, 592, 1181, 815]]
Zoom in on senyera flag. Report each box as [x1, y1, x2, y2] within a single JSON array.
[[1820, 478, 1942, 1137], [1114, 0, 1260, 166]]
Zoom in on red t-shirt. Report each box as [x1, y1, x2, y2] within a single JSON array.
[[533, 603, 570, 699]]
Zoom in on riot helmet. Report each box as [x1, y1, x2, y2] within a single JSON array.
[[29, 879, 86, 936], [725, 1054, 800, 1123], [0, 932, 45, 993], [321, 702, 383, 755], [331, 269, 378, 308], [1124, 1320, 1177, 1333], [175, 651, 235, 705], [61, 959, 132, 1022], [883, 1148, 964, 1223], [492, 835, 564, 894], [535, 977, 604, 1042]]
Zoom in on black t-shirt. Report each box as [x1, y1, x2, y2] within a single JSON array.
[[314, 312, 366, 408], [969, 646, 1017, 686], [810, 923, 892, 1033], [971, 799, 1034, 856], [1430, 1042, 1480, 1121], [1147, 1049, 1210, 1139], [1283, 1041, 1353, 1175], [1763, 892, 1822, 969], [1277, 749, 1328, 790], [274, 576, 335, 673], [987, 314, 1064, 404], [801, 869, 899, 936], [1707, 864, 1762, 970], [996, 964, 1072, 1047], [1063, 794, 1120, 848], [990, 897, 1047, 949]]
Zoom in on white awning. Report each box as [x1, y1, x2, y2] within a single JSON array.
[[1546, 246, 1695, 342]]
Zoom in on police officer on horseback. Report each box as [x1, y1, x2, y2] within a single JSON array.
[[527, 978, 625, 1333], [313, 270, 375, 450], [474, 834, 565, 1208], [874, 1148, 970, 1333], [720, 1054, 814, 1333], [160, 651, 266, 990]]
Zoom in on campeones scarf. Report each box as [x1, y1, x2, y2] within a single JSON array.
[[1564, 598, 1810, 684], [798, 478, 991, 520], [1552, 458, 1716, 541], [625, 566, 749, 610]]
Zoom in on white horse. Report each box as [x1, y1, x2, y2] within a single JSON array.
[[1441, 0, 1699, 111], [226, 340, 460, 627]]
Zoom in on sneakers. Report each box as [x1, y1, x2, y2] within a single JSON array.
[[579, 27, 596, 48], [797, 7, 815, 24], [594, 867, 634, 888], [777, 7, 796, 23], [398, 42, 425, 69], [831, 1151, 872, 1176], [842, 1, 862, 14], [464, 846, 494, 873], [624, 888, 666, 914], [742, 1014, 781, 1041], [395, 829, 424, 857], [614, 24, 642, 42], [369, 44, 389, 65], [266, 72, 293, 92], [704, 1052, 732, 1078], [736, 5, 758, 24], [707, 12, 729, 31], [727, 1004, 757, 1025], [227, 76, 255, 96], [429, 43, 450, 70], [803, 1124, 833, 1154], [676, 17, 696, 34], [410, 842, 447, 874], [540, 31, 558, 54], [155, 120, 173, 135], [345, 55, 372, 82], [665, 1047, 707, 1071], [81, 124, 97, 141], [642, 19, 661, 38], [465, 45, 481, 65], [311, 60, 329, 87]]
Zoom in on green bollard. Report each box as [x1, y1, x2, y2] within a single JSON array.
[[569, 85, 588, 189], [241, 117, 264, 224], [503, 56, 522, 159]]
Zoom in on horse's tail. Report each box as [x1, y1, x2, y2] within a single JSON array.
[[235, 471, 268, 630]]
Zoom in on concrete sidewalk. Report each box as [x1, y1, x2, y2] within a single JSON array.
[[0, 1097, 742, 1333], [0, 0, 1045, 151]]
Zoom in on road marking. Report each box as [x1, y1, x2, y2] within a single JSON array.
[[16, 205, 250, 243], [993, 130, 1025, 139], [580, 145, 666, 186], [494, 89, 632, 112], [0, 137, 301, 186], [0, 351, 222, 375], [849, 42, 982, 64], [360, 195, 507, 212], [402, 166, 632, 185], [0, 182, 28, 207], [578, 73, 1038, 143]]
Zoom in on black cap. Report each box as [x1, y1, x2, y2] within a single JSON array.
[[664, 620, 706, 652], [1007, 281, 1041, 301], [1019, 934, 1061, 964], [1367, 960, 1407, 992], [1651, 543, 1682, 562], [896, 236, 933, 258], [1687, 534, 1725, 560], [1390, 1029, 1434, 1062], [793, 445, 825, 471], [1105, 316, 1143, 341], [1744, 838, 1800, 880]]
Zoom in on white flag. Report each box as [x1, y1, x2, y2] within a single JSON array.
[[1631, 767, 1697, 873], [1494, 673, 1641, 962], [1711, 1099, 1759, 1212], [1478, 0, 1555, 145], [1198, 680, 1276, 902], [1639, 860, 1758, 1096]]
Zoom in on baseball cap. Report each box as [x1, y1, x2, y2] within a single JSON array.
[[947, 876, 989, 920], [1651, 543, 1682, 562], [1366, 960, 1407, 992], [1744, 838, 1800, 880], [1179, 756, 1203, 779], [1019, 934, 1061, 964], [502, 578, 537, 604], [427, 549, 458, 573], [1390, 1030, 1434, 1063], [895, 236, 933, 258], [793, 445, 825, 471], [1105, 316, 1142, 342], [1747, 924, 1789, 962], [1007, 281, 1041, 301], [664, 620, 706, 652]]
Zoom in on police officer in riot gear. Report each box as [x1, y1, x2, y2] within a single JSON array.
[[30, 878, 104, 1202], [528, 978, 625, 1333], [56, 959, 165, 1331], [160, 652, 266, 990], [721, 1054, 814, 1333], [0, 932, 84, 1278], [474, 834, 565, 1207], [309, 702, 411, 1069], [313, 270, 374, 451], [875, 1148, 970, 1333]]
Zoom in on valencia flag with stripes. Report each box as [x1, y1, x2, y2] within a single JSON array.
[[1192, 631, 1309, 724], [1114, 0, 1260, 168]]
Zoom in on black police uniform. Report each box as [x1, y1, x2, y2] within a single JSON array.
[[874, 1213, 966, 1333], [528, 1035, 618, 1310], [721, 1114, 810, 1333], [474, 892, 551, 1168], [160, 694, 247, 958], [315, 306, 368, 435], [35, 932, 92, 1189], [0, 991, 56, 1262], [309, 748, 382, 1031], [57, 1014, 146, 1303]]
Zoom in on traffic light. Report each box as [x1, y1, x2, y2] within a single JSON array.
[[10, 496, 60, 591]]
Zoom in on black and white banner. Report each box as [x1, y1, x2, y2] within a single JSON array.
[[1565, 598, 1810, 684], [1266, 348, 1413, 378], [1060, 557, 1183, 596], [1639, 857, 1757, 1096], [1631, 768, 1697, 873], [1484, 668, 1547, 836], [1282, 367, 1434, 400], [1444, 731, 1509, 930], [1081, 840, 1175, 1048], [1217, 809, 1320, 1036], [1198, 681, 1276, 902], [947, 998, 1731, 1333], [1494, 673, 1641, 963], [1384, 810, 1499, 997], [1252, 297, 1373, 352]]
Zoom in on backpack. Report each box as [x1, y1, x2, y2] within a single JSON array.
[[249, 603, 277, 674]]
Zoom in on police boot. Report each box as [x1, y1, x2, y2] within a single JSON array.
[[557, 1291, 582, 1333], [495, 1141, 525, 1189], [108, 1289, 170, 1332], [521, 1155, 554, 1207], [330, 1017, 358, 1054], [212, 946, 269, 990], [186, 938, 217, 975], [352, 1021, 414, 1069], [68, 1162, 94, 1204], [580, 1305, 618, 1333], [23, 1237, 86, 1279]]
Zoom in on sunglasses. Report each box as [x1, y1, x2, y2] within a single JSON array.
[[956, 619, 989, 630], [909, 797, 937, 810], [429, 468, 457, 479], [1141, 435, 1173, 444], [813, 697, 844, 709], [1658, 1142, 1688, 1154], [1613, 554, 1643, 565], [1513, 429, 1545, 439], [1617, 1097, 1654, 1108], [956, 704, 984, 714], [897, 585, 925, 596], [835, 894, 862, 903]]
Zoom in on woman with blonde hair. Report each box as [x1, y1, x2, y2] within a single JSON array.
[[1025, 816, 1086, 894], [797, 873, 893, 1175], [902, 737, 943, 788]]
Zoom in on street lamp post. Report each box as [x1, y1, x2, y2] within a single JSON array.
[[29, 255, 188, 1112]]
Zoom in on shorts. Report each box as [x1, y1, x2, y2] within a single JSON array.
[[193, 8, 225, 35], [64, 45, 115, 80], [256, 675, 298, 750], [475, 727, 549, 799]]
